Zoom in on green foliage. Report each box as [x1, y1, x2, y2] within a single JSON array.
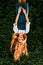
[[0, 0, 43, 65]]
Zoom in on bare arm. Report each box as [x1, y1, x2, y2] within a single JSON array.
[[22, 8, 30, 23], [14, 7, 22, 25], [14, 13, 20, 25]]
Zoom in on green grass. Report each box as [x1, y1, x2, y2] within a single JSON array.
[[0, 0, 43, 65]]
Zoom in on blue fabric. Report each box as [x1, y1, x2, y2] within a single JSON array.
[[16, 3, 29, 30]]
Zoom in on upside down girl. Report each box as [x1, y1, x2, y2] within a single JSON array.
[[10, 0, 30, 61]]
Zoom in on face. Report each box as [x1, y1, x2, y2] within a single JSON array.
[[18, 33, 24, 42]]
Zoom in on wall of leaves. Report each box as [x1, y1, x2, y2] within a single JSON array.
[[0, 0, 43, 65]]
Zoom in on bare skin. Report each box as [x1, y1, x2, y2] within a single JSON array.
[[18, 32, 27, 43], [14, 7, 22, 25], [22, 0, 27, 3], [18, 0, 27, 3], [22, 7, 30, 23], [18, 0, 22, 3]]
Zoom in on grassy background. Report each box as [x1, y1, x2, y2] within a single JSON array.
[[0, 0, 43, 65]]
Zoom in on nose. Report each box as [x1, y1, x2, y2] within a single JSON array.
[[19, 35, 22, 38]]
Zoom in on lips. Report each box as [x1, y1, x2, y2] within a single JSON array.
[[18, 39, 24, 42]]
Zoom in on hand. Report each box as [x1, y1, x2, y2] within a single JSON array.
[[13, 23, 17, 26]]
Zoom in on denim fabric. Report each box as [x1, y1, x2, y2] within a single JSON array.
[[16, 3, 29, 30]]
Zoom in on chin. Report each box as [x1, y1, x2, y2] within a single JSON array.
[[10, 33, 28, 61]]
